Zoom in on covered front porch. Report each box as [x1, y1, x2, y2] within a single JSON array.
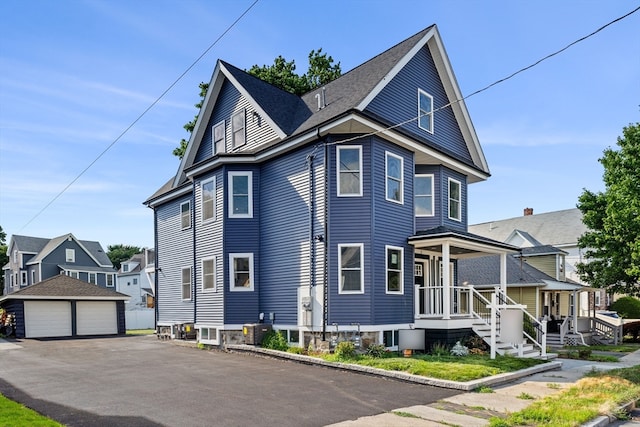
[[408, 227, 547, 358]]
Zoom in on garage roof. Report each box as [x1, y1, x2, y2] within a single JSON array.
[[0, 275, 130, 301]]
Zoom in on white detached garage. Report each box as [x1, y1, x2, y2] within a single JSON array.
[[1, 275, 130, 339]]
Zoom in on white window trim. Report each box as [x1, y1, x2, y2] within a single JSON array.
[[385, 151, 403, 204], [66, 248, 75, 263], [180, 200, 192, 230], [417, 89, 434, 134], [106, 274, 114, 287], [229, 253, 254, 292], [231, 109, 246, 149], [201, 177, 216, 223], [201, 256, 216, 293], [20, 271, 27, 286], [89, 272, 96, 284], [181, 266, 192, 301], [198, 326, 220, 345], [213, 120, 225, 155], [448, 178, 462, 222], [337, 145, 363, 197], [31, 270, 36, 284], [228, 171, 253, 218], [385, 245, 404, 295], [338, 243, 364, 295], [415, 174, 435, 217]]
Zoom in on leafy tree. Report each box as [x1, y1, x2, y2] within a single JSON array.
[[107, 244, 142, 271], [577, 123, 640, 296], [0, 226, 7, 292], [173, 82, 209, 159], [173, 49, 341, 158]]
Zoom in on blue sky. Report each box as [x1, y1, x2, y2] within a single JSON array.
[[1, 1, 638, 249]]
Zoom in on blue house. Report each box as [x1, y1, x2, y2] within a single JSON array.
[[145, 26, 542, 355], [3, 233, 116, 295]]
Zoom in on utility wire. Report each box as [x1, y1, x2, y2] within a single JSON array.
[[328, 5, 640, 147], [19, 0, 260, 232]]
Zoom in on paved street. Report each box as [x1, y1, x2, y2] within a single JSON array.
[[0, 336, 459, 427]]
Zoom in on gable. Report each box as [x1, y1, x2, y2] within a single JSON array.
[[364, 44, 473, 165]]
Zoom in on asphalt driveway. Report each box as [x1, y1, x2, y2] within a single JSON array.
[[0, 336, 459, 426]]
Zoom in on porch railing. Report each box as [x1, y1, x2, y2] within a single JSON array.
[[591, 317, 623, 345], [496, 288, 547, 357]]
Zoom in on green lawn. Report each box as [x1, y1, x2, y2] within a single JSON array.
[[126, 329, 155, 335], [0, 394, 62, 427]]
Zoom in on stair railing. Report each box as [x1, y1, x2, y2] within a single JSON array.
[[494, 287, 547, 358]]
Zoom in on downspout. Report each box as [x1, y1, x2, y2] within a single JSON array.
[[322, 138, 329, 341], [153, 207, 159, 331], [192, 183, 197, 325], [307, 152, 315, 331]]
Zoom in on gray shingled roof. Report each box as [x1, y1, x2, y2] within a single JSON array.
[[469, 208, 586, 247], [20, 233, 113, 267], [517, 245, 567, 256], [458, 254, 557, 287], [410, 225, 519, 252], [11, 235, 50, 253], [1, 275, 129, 300]]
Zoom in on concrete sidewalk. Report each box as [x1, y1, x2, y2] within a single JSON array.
[[326, 350, 640, 427]]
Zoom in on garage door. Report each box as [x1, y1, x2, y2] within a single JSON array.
[[24, 301, 72, 338], [76, 301, 117, 335]]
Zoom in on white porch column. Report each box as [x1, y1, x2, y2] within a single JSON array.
[[572, 290, 578, 332], [500, 252, 507, 294], [442, 242, 450, 320]]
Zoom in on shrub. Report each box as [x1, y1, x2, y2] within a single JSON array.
[[334, 341, 356, 359], [430, 342, 449, 356], [578, 349, 592, 359], [450, 341, 469, 356], [287, 346, 306, 355], [261, 330, 288, 351], [610, 296, 640, 319], [366, 343, 387, 358]]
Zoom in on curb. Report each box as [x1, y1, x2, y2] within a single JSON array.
[[225, 344, 563, 391]]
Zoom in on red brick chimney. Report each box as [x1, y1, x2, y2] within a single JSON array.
[[524, 207, 534, 216]]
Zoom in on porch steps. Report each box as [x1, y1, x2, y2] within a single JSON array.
[[472, 322, 541, 358]]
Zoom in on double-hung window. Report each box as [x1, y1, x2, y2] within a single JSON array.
[[231, 110, 245, 149], [418, 89, 434, 133], [213, 121, 225, 154], [386, 246, 403, 294], [228, 172, 253, 218], [337, 146, 362, 196], [180, 201, 191, 229], [202, 256, 216, 292], [448, 178, 461, 221], [385, 152, 403, 203], [181, 266, 192, 300], [338, 244, 364, 294], [201, 178, 215, 222], [414, 174, 434, 216], [66, 249, 75, 263], [229, 253, 254, 292], [106, 274, 114, 287]]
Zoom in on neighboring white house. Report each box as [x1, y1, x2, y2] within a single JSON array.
[[116, 248, 155, 329], [468, 207, 609, 315]]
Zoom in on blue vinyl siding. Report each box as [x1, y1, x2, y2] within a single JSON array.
[[223, 165, 260, 324], [327, 136, 373, 324], [259, 146, 325, 325], [365, 45, 472, 164], [195, 80, 280, 163], [414, 165, 467, 232], [371, 138, 414, 324], [194, 171, 225, 325], [156, 193, 195, 324]]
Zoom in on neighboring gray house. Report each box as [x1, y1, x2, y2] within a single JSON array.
[[468, 208, 608, 314], [2, 233, 116, 295], [116, 248, 155, 310], [145, 25, 544, 357]]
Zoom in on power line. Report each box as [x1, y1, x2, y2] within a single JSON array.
[[18, 0, 260, 232], [328, 5, 640, 147]]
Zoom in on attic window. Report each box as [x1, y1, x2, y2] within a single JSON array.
[[66, 249, 75, 263], [231, 110, 245, 149], [213, 121, 225, 154], [417, 89, 434, 133]]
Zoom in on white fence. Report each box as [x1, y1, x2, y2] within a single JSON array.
[[125, 310, 155, 330]]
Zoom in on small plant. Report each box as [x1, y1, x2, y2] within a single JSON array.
[[197, 342, 209, 350], [261, 330, 289, 351], [475, 385, 494, 393], [430, 342, 449, 356], [517, 392, 535, 400], [578, 349, 592, 359], [366, 343, 387, 358], [392, 411, 419, 418], [450, 341, 469, 356], [287, 346, 306, 355], [334, 341, 356, 359], [547, 383, 561, 389]]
